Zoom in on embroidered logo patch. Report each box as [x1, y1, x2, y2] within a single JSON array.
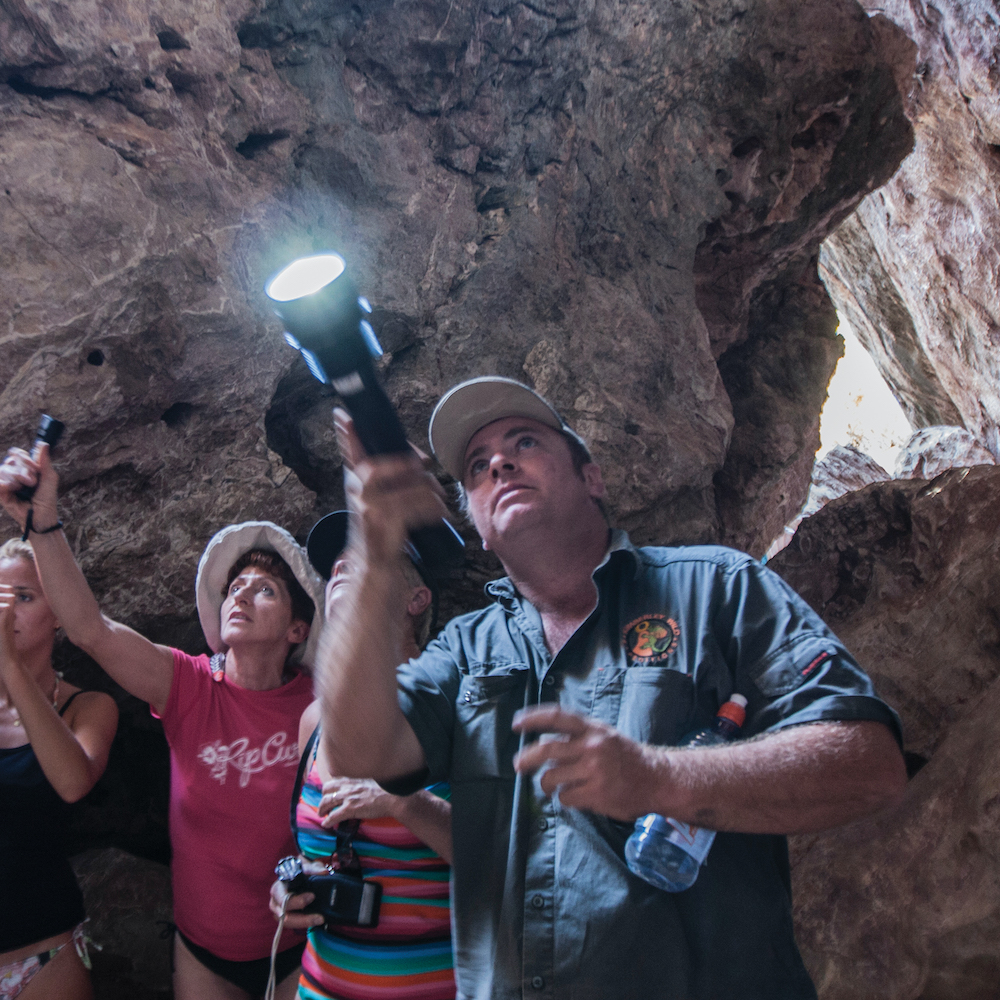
[[624, 614, 680, 664]]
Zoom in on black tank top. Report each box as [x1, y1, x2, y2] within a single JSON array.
[[0, 691, 88, 951]]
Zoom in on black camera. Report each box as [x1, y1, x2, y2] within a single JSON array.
[[275, 856, 381, 928]]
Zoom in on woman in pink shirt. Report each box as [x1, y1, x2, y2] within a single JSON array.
[[0, 444, 324, 1000]]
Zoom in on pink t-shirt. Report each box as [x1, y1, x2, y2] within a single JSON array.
[[157, 649, 313, 961]]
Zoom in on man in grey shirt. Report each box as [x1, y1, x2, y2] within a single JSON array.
[[316, 376, 907, 1000]]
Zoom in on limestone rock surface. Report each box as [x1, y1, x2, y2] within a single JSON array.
[[765, 443, 890, 558], [895, 425, 997, 480], [0, 0, 317, 634], [820, 0, 1000, 457], [771, 466, 1000, 998], [802, 443, 890, 517], [0, 0, 914, 629]]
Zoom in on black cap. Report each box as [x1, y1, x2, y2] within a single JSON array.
[[306, 511, 351, 581], [306, 511, 440, 632]]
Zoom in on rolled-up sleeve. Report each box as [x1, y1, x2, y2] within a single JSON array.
[[714, 559, 903, 746], [390, 631, 464, 793]]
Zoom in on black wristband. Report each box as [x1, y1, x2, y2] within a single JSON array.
[[21, 508, 64, 542]]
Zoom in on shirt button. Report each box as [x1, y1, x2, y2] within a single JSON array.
[[531, 976, 545, 989], [532, 894, 545, 909], [537, 817, 547, 831], [543, 675, 555, 686]]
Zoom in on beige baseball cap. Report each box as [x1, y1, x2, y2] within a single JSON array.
[[428, 376, 589, 482]]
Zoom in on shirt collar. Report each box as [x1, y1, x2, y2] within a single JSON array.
[[598, 528, 639, 575], [484, 528, 640, 606]]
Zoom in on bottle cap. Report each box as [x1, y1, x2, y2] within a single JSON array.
[[716, 694, 747, 727]]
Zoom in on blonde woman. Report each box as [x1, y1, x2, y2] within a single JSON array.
[[0, 538, 118, 1000]]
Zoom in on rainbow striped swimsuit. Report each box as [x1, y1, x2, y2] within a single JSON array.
[[294, 757, 455, 1000]]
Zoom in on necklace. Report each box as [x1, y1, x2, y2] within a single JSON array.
[[0, 672, 61, 727]]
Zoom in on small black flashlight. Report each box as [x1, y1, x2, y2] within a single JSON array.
[[265, 253, 464, 571], [14, 414, 65, 502]]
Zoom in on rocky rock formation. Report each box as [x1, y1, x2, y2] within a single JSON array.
[[766, 426, 997, 560], [801, 444, 890, 515], [0, 0, 926, 995], [0, 0, 914, 612], [764, 443, 890, 558], [772, 466, 1000, 999], [0, 0, 318, 635], [73, 848, 173, 1000], [895, 424, 997, 479], [820, 0, 1000, 458]]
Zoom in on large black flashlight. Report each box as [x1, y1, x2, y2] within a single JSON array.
[[265, 253, 464, 571]]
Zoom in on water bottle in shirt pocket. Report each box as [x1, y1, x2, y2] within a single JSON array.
[[624, 694, 748, 892]]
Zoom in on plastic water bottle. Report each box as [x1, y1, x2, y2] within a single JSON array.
[[625, 694, 748, 892]]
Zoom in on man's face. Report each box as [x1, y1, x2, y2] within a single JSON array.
[[324, 556, 431, 640], [461, 416, 605, 551], [220, 567, 306, 649]]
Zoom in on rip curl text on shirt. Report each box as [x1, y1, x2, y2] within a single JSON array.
[[197, 731, 299, 787]]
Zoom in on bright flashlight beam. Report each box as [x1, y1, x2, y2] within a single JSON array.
[[266, 253, 346, 302]]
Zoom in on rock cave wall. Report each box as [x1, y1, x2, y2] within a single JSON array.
[[801, 11, 1000, 987], [773, 468, 1000, 1000], [820, 0, 1000, 454], [1, 0, 990, 997], [0, 0, 914, 605]]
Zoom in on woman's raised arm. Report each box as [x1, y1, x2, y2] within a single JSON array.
[[0, 444, 175, 713], [0, 591, 118, 801]]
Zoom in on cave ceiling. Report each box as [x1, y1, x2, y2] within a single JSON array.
[[0, 0, 914, 623]]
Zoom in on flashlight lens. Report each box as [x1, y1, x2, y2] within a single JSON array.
[[266, 253, 346, 302]]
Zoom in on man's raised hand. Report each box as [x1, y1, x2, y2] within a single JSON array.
[[333, 407, 448, 567]]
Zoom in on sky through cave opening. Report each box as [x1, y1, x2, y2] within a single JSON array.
[[818, 318, 910, 474]]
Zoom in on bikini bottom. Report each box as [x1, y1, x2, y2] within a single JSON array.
[[177, 931, 305, 997], [0, 923, 90, 1000]]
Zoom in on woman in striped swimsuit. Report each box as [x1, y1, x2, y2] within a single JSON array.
[[292, 721, 454, 1000], [270, 510, 455, 1000]]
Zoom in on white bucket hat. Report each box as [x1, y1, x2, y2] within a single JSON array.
[[195, 521, 325, 666], [428, 376, 590, 482]]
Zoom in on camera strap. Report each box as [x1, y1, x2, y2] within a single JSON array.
[[290, 723, 363, 875], [334, 819, 363, 875], [289, 724, 320, 852]]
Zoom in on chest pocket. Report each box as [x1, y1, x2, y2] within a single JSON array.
[[616, 666, 694, 747], [453, 667, 530, 782]]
